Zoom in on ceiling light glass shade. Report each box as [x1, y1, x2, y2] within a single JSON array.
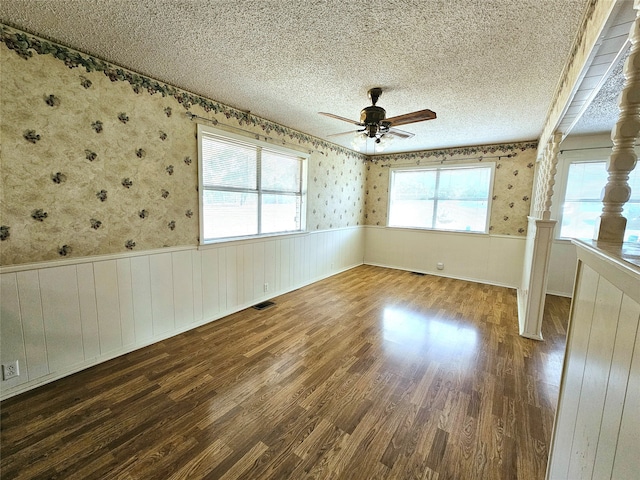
[[350, 133, 367, 151], [375, 135, 393, 152]]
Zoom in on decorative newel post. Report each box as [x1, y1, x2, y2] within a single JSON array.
[[518, 133, 561, 340], [595, 10, 640, 244]]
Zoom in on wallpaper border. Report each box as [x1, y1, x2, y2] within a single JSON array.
[[369, 140, 539, 163], [0, 23, 365, 161]]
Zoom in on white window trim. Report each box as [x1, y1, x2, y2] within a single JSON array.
[[197, 124, 308, 245], [387, 162, 496, 235]]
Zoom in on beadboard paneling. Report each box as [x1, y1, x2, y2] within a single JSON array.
[[0, 227, 364, 400], [93, 260, 123, 355], [16, 270, 49, 380], [547, 241, 578, 297], [130, 255, 154, 343], [39, 266, 84, 372], [0, 273, 28, 390], [363, 226, 525, 288], [149, 252, 176, 336], [76, 263, 101, 360], [547, 241, 640, 480]]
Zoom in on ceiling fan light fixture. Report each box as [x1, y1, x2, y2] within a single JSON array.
[[319, 87, 435, 151], [350, 133, 367, 151], [375, 134, 393, 152]]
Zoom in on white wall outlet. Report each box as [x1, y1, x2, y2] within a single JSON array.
[[437, 262, 444, 270], [264, 283, 269, 292], [2, 360, 19, 380]]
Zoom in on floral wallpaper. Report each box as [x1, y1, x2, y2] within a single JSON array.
[[308, 156, 366, 230], [365, 143, 538, 236], [0, 25, 366, 266], [0, 24, 536, 267]]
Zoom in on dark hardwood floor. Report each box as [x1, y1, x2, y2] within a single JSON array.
[[0, 265, 570, 479]]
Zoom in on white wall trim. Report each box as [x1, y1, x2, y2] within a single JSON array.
[[364, 261, 519, 290], [547, 238, 640, 479], [0, 245, 195, 274], [0, 227, 365, 400], [0, 226, 364, 274], [545, 290, 573, 298], [363, 225, 526, 289], [363, 224, 527, 240], [196, 225, 362, 250], [0, 261, 360, 401], [0, 222, 572, 401]]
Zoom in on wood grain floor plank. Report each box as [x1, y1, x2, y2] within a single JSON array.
[[0, 265, 570, 479]]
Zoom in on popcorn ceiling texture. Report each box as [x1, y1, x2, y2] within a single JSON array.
[[0, 0, 591, 154], [572, 49, 630, 135], [0, 29, 366, 266]]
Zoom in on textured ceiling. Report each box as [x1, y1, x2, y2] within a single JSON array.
[[0, 0, 593, 154], [572, 48, 629, 136]]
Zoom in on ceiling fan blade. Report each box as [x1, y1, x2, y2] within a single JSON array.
[[326, 130, 363, 138], [319, 112, 363, 126], [387, 127, 415, 139], [386, 109, 437, 126]]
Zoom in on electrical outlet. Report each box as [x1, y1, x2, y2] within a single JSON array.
[[264, 283, 269, 292], [2, 360, 19, 380]]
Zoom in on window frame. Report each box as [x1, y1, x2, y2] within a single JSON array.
[[553, 151, 640, 242], [386, 162, 496, 234], [197, 124, 308, 245]]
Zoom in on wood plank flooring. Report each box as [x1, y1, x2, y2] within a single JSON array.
[[0, 265, 570, 479]]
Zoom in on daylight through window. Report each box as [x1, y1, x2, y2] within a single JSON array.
[[198, 125, 306, 243], [559, 161, 640, 242], [388, 164, 494, 233]]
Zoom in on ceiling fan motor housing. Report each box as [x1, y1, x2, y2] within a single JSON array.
[[361, 105, 388, 137]]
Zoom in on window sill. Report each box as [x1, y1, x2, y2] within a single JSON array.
[[386, 225, 489, 236], [199, 230, 308, 248]]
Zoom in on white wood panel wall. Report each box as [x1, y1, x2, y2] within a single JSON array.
[[546, 240, 640, 480], [363, 226, 526, 288], [547, 241, 578, 297], [0, 227, 364, 400]]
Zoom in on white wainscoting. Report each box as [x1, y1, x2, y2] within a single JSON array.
[[547, 240, 578, 297], [0, 227, 364, 400], [546, 240, 640, 480], [363, 226, 526, 288]]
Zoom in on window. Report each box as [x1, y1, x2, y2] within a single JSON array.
[[198, 125, 307, 243], [559, 160, 640, 241], [388, 164, 494, 233]]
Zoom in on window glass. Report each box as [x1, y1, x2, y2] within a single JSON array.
[[199, 126, 306, 243], [201, 138, 256, 190], [388, 170, 436, 228], [202, 191, 258, 239], [559, 161, 640, 242], [388, 165, 493, 233], [262, 151, 301, 192]]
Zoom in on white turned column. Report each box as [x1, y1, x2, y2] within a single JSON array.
[[532, 133, 562, 220], [595, 9, 640, 243], [518, 133, 561, 340]]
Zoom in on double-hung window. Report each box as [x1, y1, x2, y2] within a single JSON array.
[[558, 160, 640, 241], [388, 164, 494, 233], [198, 125, 307, 243]]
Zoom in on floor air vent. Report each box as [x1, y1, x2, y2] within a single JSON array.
[[253, 300, 275, 310]]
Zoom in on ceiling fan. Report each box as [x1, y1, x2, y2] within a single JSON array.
[[319, 87, 436, 144]]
